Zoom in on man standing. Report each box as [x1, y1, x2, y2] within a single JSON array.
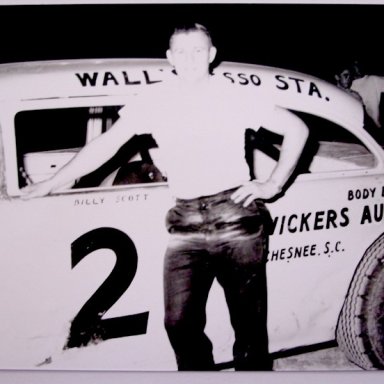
[[23, 23, 309, 371]]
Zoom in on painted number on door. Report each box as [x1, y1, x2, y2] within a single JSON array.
[[65, 227, 149, 349]]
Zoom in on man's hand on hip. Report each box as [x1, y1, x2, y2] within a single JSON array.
[[231, 180, 282, 207]]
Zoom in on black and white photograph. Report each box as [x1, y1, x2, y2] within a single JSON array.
[[0, 1, 384, 382]]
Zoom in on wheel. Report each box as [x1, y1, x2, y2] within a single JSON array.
[[336, 233, 384, 370]]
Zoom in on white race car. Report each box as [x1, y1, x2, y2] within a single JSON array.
[[0, 59, 383, 371]]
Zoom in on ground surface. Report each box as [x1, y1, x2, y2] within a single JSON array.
[[274, 346, 361, 371]]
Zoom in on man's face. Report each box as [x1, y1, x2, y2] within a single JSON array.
[[166, 31, 217, 83], [336, 69, 353, 89]]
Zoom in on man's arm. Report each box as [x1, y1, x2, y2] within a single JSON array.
[[231, 106, 309, 207], [21, 117, 135, 199]]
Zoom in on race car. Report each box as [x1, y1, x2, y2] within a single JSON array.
[[0, 58, 383, 371]]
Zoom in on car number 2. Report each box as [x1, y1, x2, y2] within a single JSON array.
[[64, 227, 149, 349]]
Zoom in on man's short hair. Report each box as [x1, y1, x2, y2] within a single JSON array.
[[169, 23, 213, 48]]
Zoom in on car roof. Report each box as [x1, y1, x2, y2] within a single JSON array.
[[0, 58, 363, 130]]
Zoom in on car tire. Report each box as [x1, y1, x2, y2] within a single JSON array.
[[336, 233, 384, 370]]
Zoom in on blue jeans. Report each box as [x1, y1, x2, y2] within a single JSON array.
[[164, 188, 272, 371]]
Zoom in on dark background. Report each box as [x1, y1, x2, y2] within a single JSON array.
[[0, 3, 383, 83]]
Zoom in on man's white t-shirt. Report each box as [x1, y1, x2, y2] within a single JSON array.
[[351, 75, 384, 128], [118, 74, 273, 199]]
